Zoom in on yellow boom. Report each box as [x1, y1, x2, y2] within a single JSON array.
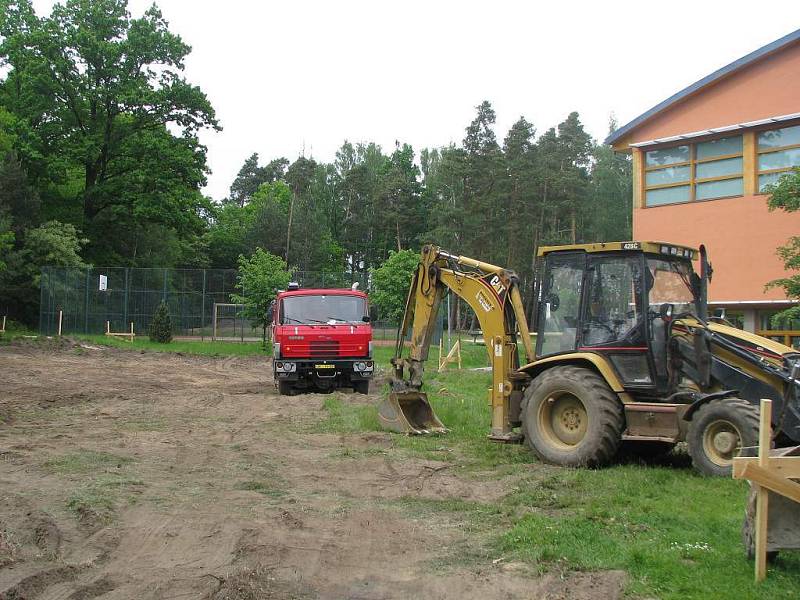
[[379, 244, 533, 439]]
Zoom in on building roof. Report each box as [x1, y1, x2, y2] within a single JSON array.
[[605, 28, 800, 146]]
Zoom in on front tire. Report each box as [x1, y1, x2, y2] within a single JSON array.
[[688, 397, 759, 477], [522, 366, 624, 467]]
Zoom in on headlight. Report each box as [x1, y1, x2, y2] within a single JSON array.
[[355, 362, 366, 371], [275, 361, 296, 372]]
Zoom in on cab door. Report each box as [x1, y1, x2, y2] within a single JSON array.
[[535, 252, 586, 357], [578, 253, 655, 389]]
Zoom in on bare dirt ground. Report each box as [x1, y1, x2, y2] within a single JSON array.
[[0, 342, 624, 599]]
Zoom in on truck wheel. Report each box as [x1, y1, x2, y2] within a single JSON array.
[[353, 380, 370, 395], [278, 381, 294, 396], [522, 365, 624, 467], [688, 397, 759, 477]]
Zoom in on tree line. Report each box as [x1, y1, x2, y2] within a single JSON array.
[[0, 0, 632, 326]]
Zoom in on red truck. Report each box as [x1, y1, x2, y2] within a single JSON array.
[[271, 283, 374, 395]]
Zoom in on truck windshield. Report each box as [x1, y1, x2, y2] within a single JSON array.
[[281, 295, 366, 324], [647, 258, 696, 315]]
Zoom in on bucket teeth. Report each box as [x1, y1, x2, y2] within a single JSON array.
[[378, 392, 447, 435]]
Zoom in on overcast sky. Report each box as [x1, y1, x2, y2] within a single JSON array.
[[30, 0, 800, 202]]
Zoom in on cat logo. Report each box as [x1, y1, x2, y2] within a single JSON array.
[[489, 275, 506, 297]]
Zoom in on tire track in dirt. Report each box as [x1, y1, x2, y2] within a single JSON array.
[[0, 344, 625, 599]]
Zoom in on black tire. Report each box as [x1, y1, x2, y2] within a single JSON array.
[[521, 365, 624, 467], [278, 381, 294, 396], [353, 380, 370, 395], [688, 397, 759, 477], [743, 512, 779, 562]]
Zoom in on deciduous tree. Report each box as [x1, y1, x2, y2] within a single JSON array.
[[766, 169, 800, 326], [231, 248, 291, 346]]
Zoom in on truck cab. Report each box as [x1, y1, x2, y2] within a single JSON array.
[[272, 284, 374, 395]]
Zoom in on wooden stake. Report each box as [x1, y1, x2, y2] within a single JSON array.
[[1, 315, 5, 333], [755, 398, 772, 583], [438, 339, 462, 373], [57, 310, 63, 336]]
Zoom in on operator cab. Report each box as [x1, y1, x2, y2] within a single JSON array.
[[535, 241, 701, 394], [279, 292, 368, 326]]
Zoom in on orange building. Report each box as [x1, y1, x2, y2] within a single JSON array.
[[607, 28, 800, 344]]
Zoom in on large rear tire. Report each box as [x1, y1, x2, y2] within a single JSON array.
[[688, 397, 759, 477], [522, 365, 624, 467]]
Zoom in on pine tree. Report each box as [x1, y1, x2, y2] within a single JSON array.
[[149, 301, 173, 343]]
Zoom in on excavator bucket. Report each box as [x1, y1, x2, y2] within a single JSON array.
[[378, 391, 447, 434]]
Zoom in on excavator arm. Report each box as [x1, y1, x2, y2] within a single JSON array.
[[379, 244, 534, 439]]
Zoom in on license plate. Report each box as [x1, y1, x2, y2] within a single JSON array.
[[315, 364, 335, 369]]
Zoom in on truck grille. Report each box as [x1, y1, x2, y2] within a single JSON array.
[[310, 340, 339, 355]]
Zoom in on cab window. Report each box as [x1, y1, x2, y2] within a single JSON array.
[[581, 256, 644, 347], [537, 253, 585, 357]]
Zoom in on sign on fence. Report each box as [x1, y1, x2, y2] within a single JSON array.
[[99, 274, 108, 291]]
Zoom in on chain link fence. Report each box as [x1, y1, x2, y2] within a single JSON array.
[[38, 266, 387, 340]]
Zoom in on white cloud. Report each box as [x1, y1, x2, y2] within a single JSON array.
[[30, 0, 798, 201]]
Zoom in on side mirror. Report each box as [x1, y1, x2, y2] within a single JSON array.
[[549, 294, 560, 312], [362, 315, 371, 323], [659, 303, 673, 320]]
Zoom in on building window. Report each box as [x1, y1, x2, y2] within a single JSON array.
[[758, 124, 800, 191], [645, 135, 743, 206]]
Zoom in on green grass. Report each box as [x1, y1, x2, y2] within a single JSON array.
[[73, 334, 269, 356], [116, 416, 169, 432], [372, 341, 492, 371], [46, 452, 144, 524], [313, 367, 800, 599], [312, 394, 382, 434], [495, 467, 800, 599], [43, 449, 133, 474], [66, 474, 144, 524], [233, 480, 286, 499]]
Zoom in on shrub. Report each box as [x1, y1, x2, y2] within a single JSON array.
[[148, 301, 173, 343]]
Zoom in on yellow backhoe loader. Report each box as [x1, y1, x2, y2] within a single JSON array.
[[380, 242, 800, 476]]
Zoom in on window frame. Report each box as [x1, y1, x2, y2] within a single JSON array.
[[644, 136, 744, 206], [756, 124, 800, 192]]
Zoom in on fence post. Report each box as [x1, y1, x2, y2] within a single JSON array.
[[123, 268, 129, 332], [84, 267, 90, 333], [212, 302, 217, 341], [201, 269, 206, 342], [39, 267, 46, 335], [62, 267, 68, 335], [162, 268, 167, 302]]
